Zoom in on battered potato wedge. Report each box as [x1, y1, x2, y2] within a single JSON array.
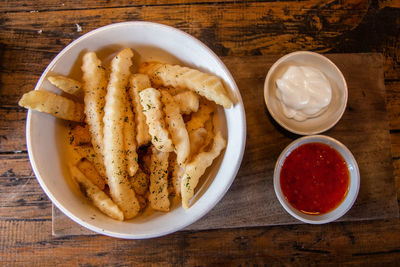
[[48, 75, 82, 96], [160, 90, 190, 165], [148, 147, 170, 211], [103, 48, 140, 219], [81, 51, 108, 177], [139, 62, 232, 108], [69, 165, 124, 221], [139, 88, 174, 152], [173, 91, 199, 114], [123, 93, 139, 177], [76, 158, 106, 190], [18, 90, 84, 122], [181, 131, 226, 209], [128, 74, 152, 147]]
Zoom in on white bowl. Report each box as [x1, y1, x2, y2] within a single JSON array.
[[264, 51, 347, 135], [26, 21, 246, 239], [273, 135, 360, 224]]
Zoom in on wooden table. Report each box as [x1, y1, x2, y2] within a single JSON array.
[[1, 0, 400, 265]]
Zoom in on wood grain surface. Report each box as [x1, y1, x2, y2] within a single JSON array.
[[1, 0, 400, 265]]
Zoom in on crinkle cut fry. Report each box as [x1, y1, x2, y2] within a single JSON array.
[[103, 48, 140, 219], [76, 158, 106, 190], [173, 91, 199, 114], [160, 90, 190, 166], [139, 62, 232, 108], [73, 145, 107, 179], [169, 156, 184, 196], [130, 168, 149, 196], [185, 100, 215, 132], [70, 124, 91, 146], [188, 127, 208, 161], [81, 51, 108, 179], [69, 165, 124, 221], [149, 146, 170, 212], [181, 131, 226, 209], [18, 90, 84, 122], [139, 88, 174, 153], [128, 74, 152, 146], [48, 75, 82, 96], [123, 89, 139, 177]]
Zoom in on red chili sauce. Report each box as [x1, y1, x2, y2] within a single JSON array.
[[280, 143, 350, 215]]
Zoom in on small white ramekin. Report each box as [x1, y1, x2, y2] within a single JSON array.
[[273, 135, 360, 224], [264, 51, 348, 135]]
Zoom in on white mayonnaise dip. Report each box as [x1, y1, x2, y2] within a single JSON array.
[[275, 65, 332, 121]]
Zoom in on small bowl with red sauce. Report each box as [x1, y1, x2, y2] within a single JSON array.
[[274, 135, 360, 224]]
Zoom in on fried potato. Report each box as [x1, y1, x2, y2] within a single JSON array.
[[169, 154, 184, 196], [73, 145, 107, 179], [48, 75, 82, 96], [139, 88, 174, 152], [18, 90, 84, 122], [200, 116, 214, 151], [81, 51, 108, 177], [156, 85, 186, 96], [70, 146, 85, 166], [173, 91, 199, 114], [188, 127, 208, 159], [175, 167, 185, 196], [103, 48, 140, 219], [69, 165, 124, 221], [140, 145, 153, 175], [124, 93, 139, 177], [136, 194, 147, 210], [139, 62, 232, 108], [181, 131, 226, 209], [167, 153, 176, 191], [160, 90, 190, 165], [149, 146, 170, 211], [187, 117, 214, 163], [167, 154, 176, 195], [69, 124, 91, 145], [76, 158, 106, 190], [130, 168, 149, 196], [128, 74, 152, 147], [186, 100, 215, 132]]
